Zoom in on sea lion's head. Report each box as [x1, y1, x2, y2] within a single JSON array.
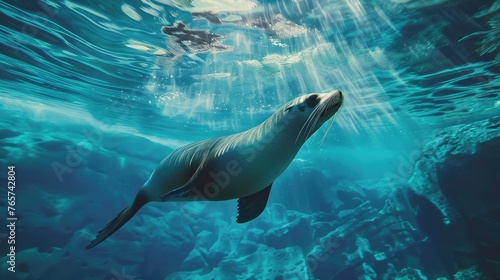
[[281, 90, 343, 142]]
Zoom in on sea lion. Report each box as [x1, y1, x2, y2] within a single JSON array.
[[161, 21, 231, 54], [86, 90, 343, 249]]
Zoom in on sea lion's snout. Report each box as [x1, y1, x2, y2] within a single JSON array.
[[327, 90, 343, 106], [323, 90, 342, 104], [319, 90, 343, 119], [331, 90, 342, 102], [337, 90, 343, 105]]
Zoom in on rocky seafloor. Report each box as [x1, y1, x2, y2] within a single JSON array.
[[0, 116, 498, 280]]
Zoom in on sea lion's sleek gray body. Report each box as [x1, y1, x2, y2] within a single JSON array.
[[86, 90, 343, 249]]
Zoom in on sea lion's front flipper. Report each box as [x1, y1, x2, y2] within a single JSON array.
[[161, 142, 216, 202], [160, 179, 197, 202], [236, 183, 273, 223], [160, 163, 203, 202]]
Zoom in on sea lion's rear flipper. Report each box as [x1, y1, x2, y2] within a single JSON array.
[[85, 189, 149, 249], [236, 183, 273, 223]]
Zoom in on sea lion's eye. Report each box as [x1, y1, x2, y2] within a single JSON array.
[[284, 106, 292, 113], [306, 94, 319, 107]]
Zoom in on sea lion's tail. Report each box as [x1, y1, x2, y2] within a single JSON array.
[[85, 188, 149, 249]]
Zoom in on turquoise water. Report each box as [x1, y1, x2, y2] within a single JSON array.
[[0, 0, 499, 279]]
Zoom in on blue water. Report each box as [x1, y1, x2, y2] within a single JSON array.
[[0, 0, 499, 279]]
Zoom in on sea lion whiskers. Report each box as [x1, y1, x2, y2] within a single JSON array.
[[305, 100, 329, 140], [295, 101, 323, 143], [304, 100, 331, 145], [296, 105, 319, 143], [296, 97, 331, 143], [318, 116, 335, 148], [318, 97, 343, 148], [303, 108, 321, 142]]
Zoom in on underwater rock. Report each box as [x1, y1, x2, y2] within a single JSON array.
[[178, 230, 214, 271], [310, 213, 341, 242], [0, 247, 126, 280], [156, 212, 196, 248], [206, 228, 232, 267], [362, 262, 377, 280], [453, 265, 484, 280], [395, 267, 428, 280], [277, 161, 342, 213], [168, 245, 311, 279], [307, 187, 425, 279], [244, 228, 265, 244], [179, 204, 225, 235], [248, 203, 293, 232], [336, 180, 367, 209], [238, 240, 258, 256], [229, 228, 245, 248], [408, 116, 500, 224], [264, 216, 312, 250], [194, 230, 216, 251], [408, 116, 500, 278], [110, 211, 196, 276], [180, 248, 208, 271], [268, 203, 289, 225]]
